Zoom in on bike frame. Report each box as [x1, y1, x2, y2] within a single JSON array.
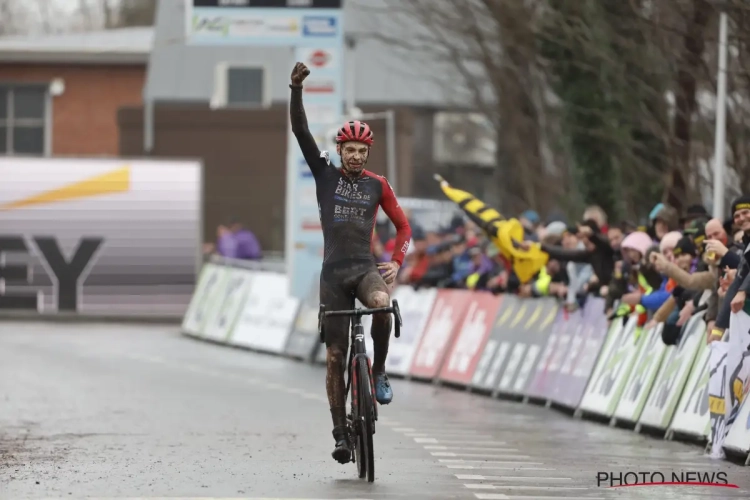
[[317, 301, 402, 482]]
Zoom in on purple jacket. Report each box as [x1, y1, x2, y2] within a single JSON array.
[[218, 229, 262, 260]]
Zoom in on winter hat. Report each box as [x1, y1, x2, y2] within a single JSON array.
[[659, 231, 683, 253], [731, 194, 750, 215], [621, 231, 653, 257]]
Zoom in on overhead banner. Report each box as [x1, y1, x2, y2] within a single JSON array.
[[187, 0, 344, 299], [0, 158, 201, 318]]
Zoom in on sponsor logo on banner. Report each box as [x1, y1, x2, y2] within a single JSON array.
[[410, 290, 472, 379], [305, 104, 337, 125], [613, 324, 667, 423], [638, 314, 706, 430], [0, 159, 200, 316], [440, 294, 503, 385], [304, 79, 335, 94], [303, 16, 337, 36], [669, 346, 711, 439], [307, 48, 334, 69]]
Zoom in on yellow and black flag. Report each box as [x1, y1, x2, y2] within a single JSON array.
[[434, 174, 549, 284]]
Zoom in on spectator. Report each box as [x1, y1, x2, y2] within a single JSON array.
[[647, 204, 680, 242], [519, 210, 541, 242], [216, 219, 262, 260], [680, 204, 710, 229], [606, 231, 662, 323], [583, 205, 608, 233]]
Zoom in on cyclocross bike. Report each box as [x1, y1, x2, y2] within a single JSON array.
[[318, 299, 402, 483]]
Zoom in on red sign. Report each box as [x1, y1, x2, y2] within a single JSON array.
[[409, 289, 473, 379], [309, 49, 330, 68], [303, 79, 335, 93], [439, 293, 504, 385]]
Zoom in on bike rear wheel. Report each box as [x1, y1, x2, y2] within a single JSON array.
[[356, 359, 375, 482]]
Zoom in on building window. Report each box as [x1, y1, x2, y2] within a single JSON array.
[[0, 85, 48, 156], [211, 64, 269, 109]]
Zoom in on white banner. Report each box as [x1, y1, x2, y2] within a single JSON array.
[[670, 345, 711, 439], [384, 287, 438, 376], [181, 263, 228, 336], [613, 324, 667, 423], [639, 314, 705, 430], [232, 272, 300, 353], [203, 268, 254, 342], [720, 311, 750, 455], [579, 316, 642, 417], [709, 340, 730, 457]]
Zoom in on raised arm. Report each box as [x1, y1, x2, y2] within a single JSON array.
[[289, 62, 325, 175]]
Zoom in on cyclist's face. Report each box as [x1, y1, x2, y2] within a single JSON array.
[[337, 142, 369, 174]]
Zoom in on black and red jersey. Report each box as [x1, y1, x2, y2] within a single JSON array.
[[290, 86, 411, 268]]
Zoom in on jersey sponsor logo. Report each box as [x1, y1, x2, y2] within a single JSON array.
[[334, 177, 371, 201], [400, 240, 410, 254], [334, 204, 367, 222]]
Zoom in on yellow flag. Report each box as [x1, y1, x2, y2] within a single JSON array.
[[434, 174, 549, 283]]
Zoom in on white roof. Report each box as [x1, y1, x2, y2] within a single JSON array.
[[0, 27, 153, 64]]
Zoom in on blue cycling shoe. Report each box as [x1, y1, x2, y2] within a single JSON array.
[[374, 372, 393, 405]]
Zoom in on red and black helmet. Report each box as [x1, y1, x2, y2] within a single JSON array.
[[335, 120, 374, 146]]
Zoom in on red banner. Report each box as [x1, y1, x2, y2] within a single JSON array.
[[409, 289, 474, 379], [439, 293, 504, 384]]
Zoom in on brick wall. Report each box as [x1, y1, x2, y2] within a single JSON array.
[[0, 63, 145, 156]]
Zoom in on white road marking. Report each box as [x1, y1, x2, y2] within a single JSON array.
[[425, 446, 519, 452], [440, 459, 543, 465], [415, 438, 508, 445], [408, 432, 493, 438], [474, 496, 604, 500], [456, 474, 572, 481], [446, 465, 556, 471], [465, 484, 588, 491], [432, 452, 531, 458]]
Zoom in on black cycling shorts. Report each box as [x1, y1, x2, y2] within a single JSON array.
[[320, 261, 389, 350]]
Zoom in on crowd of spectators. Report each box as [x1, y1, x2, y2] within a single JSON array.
[[375, 198, 750, 346]]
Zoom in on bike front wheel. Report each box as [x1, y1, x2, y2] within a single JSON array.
[[355, 358, 375, 482]]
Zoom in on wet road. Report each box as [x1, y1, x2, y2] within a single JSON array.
[[1, 322, 748, 500]]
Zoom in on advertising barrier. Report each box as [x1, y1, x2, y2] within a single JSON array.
[[494, 298, 557, 398], [669, 345, 711, 440], [0, 157, 202, 318], [551, 298, 610, 408], [579, 316, 643, 418], [410, 290, 473, 380], [638, 314, 705, 431], [613, 324, 667, 424], [285, 274, 322, 361], [180, 260, 750, 465], [439, 293, 503, 385]]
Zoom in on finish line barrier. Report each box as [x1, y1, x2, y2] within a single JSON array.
[[180, 260, 750, 465]]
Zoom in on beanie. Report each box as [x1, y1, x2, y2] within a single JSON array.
[[731, 194, 750, 215]]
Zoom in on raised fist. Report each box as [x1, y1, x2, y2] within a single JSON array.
[[291, 62, 310, 86]]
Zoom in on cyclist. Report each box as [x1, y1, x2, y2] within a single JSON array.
[[289, 62, 412, 464]]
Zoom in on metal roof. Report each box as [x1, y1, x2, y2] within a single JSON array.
[[0, 27, 153, 64]]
